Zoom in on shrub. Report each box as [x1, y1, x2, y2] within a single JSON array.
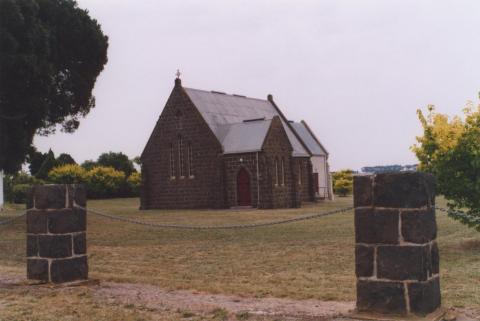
[[332, 169, 354, 196], [11, 184, 31, 204], [127, 172, 141, 195], [334, 178, 352, 197], [85, 166, 125, 199], [4, 172, 44, 203], [48, 164, 87, 184]]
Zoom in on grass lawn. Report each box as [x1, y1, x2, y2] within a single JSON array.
[[0, 196, 479, 320]]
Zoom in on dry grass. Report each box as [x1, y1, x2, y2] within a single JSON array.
[[0, 196, 479, 320]]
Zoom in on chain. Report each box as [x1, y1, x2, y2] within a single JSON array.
[[78, 206, 354, 230], [0, 212, 26, 226], [0, 206, 461, 230]]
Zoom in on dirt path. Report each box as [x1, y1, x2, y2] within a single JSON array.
[[1, 274, 478, 321], [96, 281, 354, 319]]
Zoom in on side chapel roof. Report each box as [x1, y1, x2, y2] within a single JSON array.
[[290, 121, 328, 156]]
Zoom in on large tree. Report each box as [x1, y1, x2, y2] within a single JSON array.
[[0, 0, 108, 173]]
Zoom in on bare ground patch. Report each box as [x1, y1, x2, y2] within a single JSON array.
[[1, 274, 479, 321], [96, 281, 354, 319]]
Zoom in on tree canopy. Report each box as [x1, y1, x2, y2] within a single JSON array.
[[97, 152, 136, 177], [0, 0, 108, 173], [56, 153, 76, 166], [412, 101, 480, 231]]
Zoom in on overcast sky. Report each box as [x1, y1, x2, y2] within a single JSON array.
[[34, 0, 480, 171]]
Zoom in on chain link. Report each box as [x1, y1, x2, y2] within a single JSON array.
[[78, 206, 354, 230], [0, 212, 26, 226], [0, 206, 460, 230]]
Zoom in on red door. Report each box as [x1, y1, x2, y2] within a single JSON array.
[[237, 168, 251, 206]]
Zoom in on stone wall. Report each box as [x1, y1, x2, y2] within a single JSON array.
[[223, 153, 260, 208], [140, 79, 312, 209], [293, 157, 315, 203], [26, 185, 88, 283], [140, 79, 225, 209], [354, 172, 440, 316], [261, 116, 297, 208]]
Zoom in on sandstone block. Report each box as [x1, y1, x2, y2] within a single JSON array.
[[47, 208, 86, 234], [408, 277, 441, 315], [26, 210, 48, 233], [401, 209, 437, 244], [33, 185, 67, 209], [38, 235, 72, 258], [355, 208, 399, 244], [373, 172, 435, 208], [355, 245, 374, 277], [67, 184, 87, 207], [353, 175, 373, 207], [50, 256, 88, 283], [27, 259, 49, 281], [73, 233, 86, 255], [26, 235, 38, 257], [357, 280, 407, 315], [377, 245, 429, 281]]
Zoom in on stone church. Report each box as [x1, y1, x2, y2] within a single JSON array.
[[140, 77, 332, 209]]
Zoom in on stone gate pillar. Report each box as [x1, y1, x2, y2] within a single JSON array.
[[26, 185, 88, 283], [353, 172, 441, 318]]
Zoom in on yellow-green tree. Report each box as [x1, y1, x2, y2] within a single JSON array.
[[413, 101, 480, 231]]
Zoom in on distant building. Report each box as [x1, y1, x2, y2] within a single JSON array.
[[361, 164, 418, 174], [140, 77, 332, 209]]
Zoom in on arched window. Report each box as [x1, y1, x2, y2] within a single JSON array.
[[170, 143, 175, 178], [281, 158, 285, 186], [187, 142, 193, 177], [274, 158, 279, 186], [298, 162, 302, 185], [178, 136, 185, 177]]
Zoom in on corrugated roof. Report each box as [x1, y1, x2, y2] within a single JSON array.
[[290, 122, 327, 156], [184, 88, 309, 156], [218, 120, 271, 154]]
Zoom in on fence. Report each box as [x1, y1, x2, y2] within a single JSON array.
[[0, 173, 469, 320]]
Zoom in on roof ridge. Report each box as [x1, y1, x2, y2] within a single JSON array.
[[183, 87, 269, 102], [217, 118, 272, 127]]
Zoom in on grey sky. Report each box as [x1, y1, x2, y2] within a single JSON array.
[[34, 0, 480, 171]]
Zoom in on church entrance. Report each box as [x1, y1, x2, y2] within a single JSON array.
[[237, 168, 251, 206]]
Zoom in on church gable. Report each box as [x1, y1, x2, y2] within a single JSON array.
[[141, 80, 221, 161], [262, 116, 293, 154], [140, 79, 224, 209]]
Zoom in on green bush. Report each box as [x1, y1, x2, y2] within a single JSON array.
[[48, 164, 87, 184], [85, 166, 125, 199], [334, 178, 353, 197], [11, 184, 31, 204], [127, 172, 141, 195], [4, 172, 44, 203]]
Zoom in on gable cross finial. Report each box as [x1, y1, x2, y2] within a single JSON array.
[[175, 69, 181, 79]]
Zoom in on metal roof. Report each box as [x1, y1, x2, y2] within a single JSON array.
[[184, 88, 309, 156], [290, 121, 327, 156], [217, 120, 271, 154]]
